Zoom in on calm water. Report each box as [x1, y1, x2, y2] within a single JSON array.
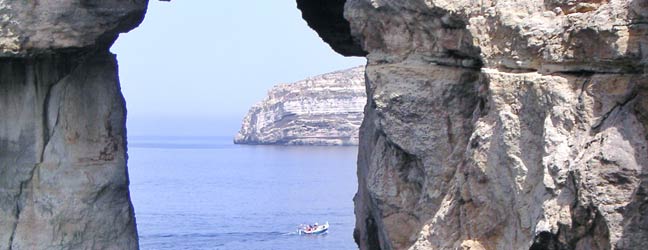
[[127, 136, 359, 250]]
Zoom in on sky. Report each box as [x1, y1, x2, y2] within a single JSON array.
[[111, 1, 365, 136]]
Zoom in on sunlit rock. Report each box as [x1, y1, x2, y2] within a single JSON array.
[[299, 0, 648, 249], [235, 66, 366, 146]]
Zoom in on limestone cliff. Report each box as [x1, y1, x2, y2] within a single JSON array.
[[235, 66, 365, 146], [298, 0, 648, 249], [0, 1, 147, 249]]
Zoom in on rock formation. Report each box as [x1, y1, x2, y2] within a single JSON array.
[[298, 0, 648, 249], [1, 0, 646, 249], [235, 66, 365, 146], [0, 1, 147, 249]]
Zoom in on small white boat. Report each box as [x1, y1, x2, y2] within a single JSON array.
[[298, 222, 329, 235]]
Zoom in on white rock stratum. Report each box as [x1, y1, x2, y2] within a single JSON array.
[[235, 66, 366, 146]]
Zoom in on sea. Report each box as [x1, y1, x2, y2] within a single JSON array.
[[127, 135, 359, 250]]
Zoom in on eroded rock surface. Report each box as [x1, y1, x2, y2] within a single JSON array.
[[299, 0, 648, 249], [0, 0, 147, 56], [0, 51, 137, 250], [235, 66, 365, 146], [0, 1, 147, 249]]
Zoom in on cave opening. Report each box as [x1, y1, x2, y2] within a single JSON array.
[[110, 1, 365, 249]]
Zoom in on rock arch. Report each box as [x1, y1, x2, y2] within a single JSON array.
[[1, 0, 648, 249]]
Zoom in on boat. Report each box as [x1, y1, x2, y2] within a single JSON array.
[[298, 222, 329, 235]]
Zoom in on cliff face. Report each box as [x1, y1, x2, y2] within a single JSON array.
[[298, 0, 648, 249], [235, 66, 366, 146], [0, 1, 147, 249]]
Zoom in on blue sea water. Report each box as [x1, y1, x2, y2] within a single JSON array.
[[127, 136, 359, 250]]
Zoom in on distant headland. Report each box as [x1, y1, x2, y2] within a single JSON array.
[[235, 66, 365, 146]]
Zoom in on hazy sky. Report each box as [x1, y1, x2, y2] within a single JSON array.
[[111, 1, 365, 136]]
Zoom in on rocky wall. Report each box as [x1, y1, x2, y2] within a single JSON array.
[[0, 0, 148, 249], [299, 0, 648, 249]]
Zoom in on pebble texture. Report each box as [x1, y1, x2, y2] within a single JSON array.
[[0, 1, 147, 249], [299, 0, 648, 249], [235, 66, 366, 146]]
